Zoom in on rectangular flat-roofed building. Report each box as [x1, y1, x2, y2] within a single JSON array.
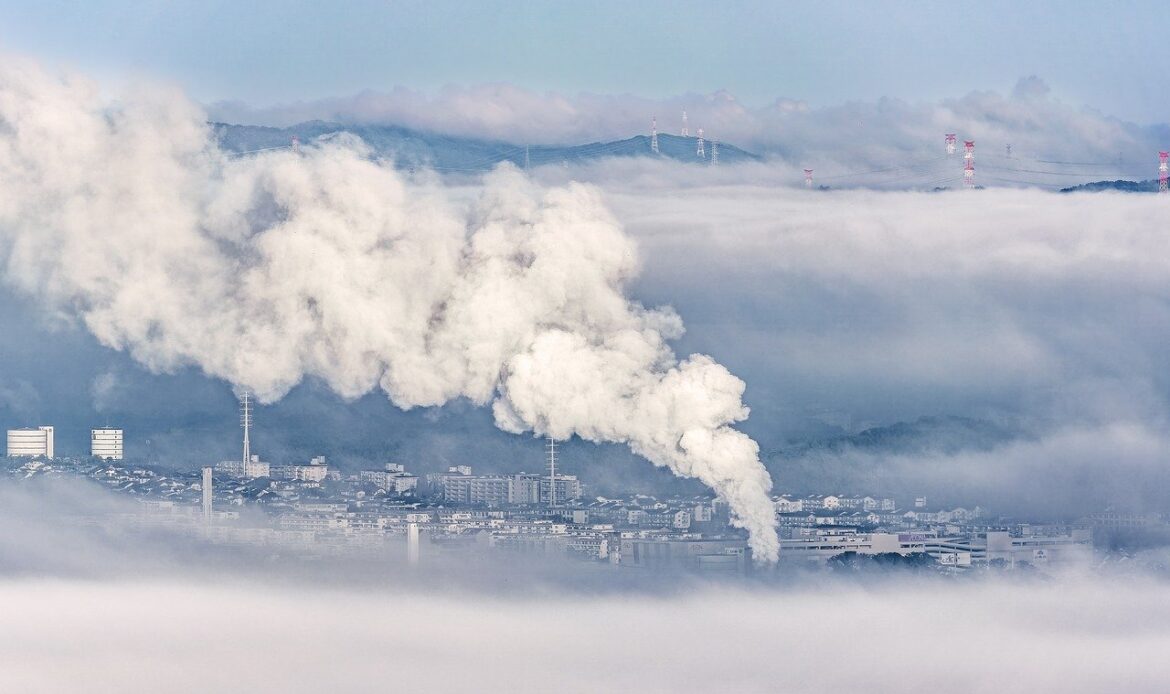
[[7, 426, 54, 458], [91, 428, 123, 460]]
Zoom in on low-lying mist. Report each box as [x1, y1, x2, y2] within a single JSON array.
[[2, 479, 1170, 693]]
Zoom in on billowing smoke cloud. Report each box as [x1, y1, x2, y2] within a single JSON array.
[[0, 58, 778, 560]]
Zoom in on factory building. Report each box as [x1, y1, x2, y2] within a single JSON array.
[[7, 426, 54, 458], [91, 428, 124, 460]]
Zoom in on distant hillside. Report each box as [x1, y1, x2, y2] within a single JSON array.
[[212, 121, 761, 172], [1059, 179, 1160, 193], [764, 416, 1024, 498], [778, 416, 1020, 459]]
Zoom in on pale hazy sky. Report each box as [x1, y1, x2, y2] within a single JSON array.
[[0, 1, 1166, 122]]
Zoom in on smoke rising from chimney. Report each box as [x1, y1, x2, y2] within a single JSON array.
[[0, 58, 779, 560]]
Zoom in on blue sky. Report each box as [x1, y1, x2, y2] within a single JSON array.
[[1, 1, 1167, 122]]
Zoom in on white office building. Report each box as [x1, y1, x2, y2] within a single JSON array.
[[91, 428, 124, 460], [7, 426, 54, 458]]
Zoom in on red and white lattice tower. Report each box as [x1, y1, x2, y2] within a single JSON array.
[[1160, 151, 1168, 193], [650, 117, 659, 154], [696, 128, 705, 158], [963, 140, 975, 188], [681, 110, 690, 137], [291, 135, 300, 154], [804, 168, 814, 188], [945, 133, 956, 155]]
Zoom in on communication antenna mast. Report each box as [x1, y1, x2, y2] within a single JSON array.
[[804, 168, 814, 188], [711, 140, 719, 165], [546, 436, 558, 508], [290, 135, 300, 154], [1006, 143, 1012, 159], [650, 117, 659, 154], [681, 110, 689, 137], [240, 392, 252, 465], [524, 145, 530, 172], [1160, 151, 1168, 193], [696, 128, 705, 159], [964, 140, 975, 188], [945, 133, 956, 155]]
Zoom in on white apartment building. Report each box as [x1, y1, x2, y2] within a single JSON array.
[[7, 426, 54, 458], [91, 428, 123, 460]]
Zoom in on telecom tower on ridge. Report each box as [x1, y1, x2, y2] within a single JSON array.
[[681, 110, 689, 137], [546, 436, 558, 508], [291, 135, 300, 154], [964, 140, 976, 188], [711, 140, 719, 165], [651, 117, 659, 154], [696, 128, 705, 158], [240, 392, 252, 465], [945, 134, 956, 155], [804, 169, 814, 188], [1160, 151, 1168, 193]]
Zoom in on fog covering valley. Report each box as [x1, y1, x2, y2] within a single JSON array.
[[3, 51, 1170, 693], [2, 476, 1170, 693]]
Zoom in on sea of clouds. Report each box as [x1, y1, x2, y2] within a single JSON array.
[[2, 54, 1170, 693]]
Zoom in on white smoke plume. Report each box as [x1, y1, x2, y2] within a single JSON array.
[[0, 58, 779, 560]]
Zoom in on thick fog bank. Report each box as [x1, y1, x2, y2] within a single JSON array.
[[590, 182, 1170, 514], [0, 577, 1167, 693]]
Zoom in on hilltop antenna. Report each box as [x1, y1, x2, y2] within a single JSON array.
[[240, 392, 252, 465], [945, 133, 956, 156], [1160, 151, 1168, 193], [290, 135, 300, 154], [650, 117, 659, 154], [964, 140, 975, 188], [711, 140, 719, 165], [681, 110, 689, 137], [1006, 143, 1012, 159], [524, 145, 530, 172], [696, 128, 705, 159], [804, 168, 814, 188], [546, 436, 557, 508]]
